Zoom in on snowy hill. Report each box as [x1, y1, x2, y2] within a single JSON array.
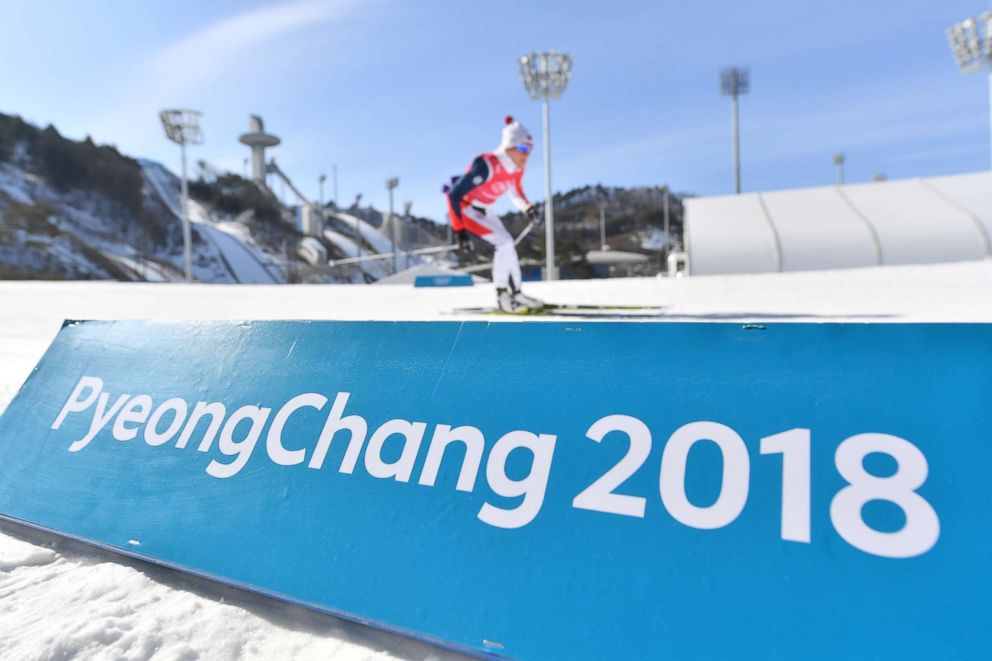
[[0, 114, 236, 281], [0, 124, 185, 281], [0, 112, 359, 284]]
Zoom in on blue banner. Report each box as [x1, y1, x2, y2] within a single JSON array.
[[0, 320, 988, 659], [414, 274, 473, 287]]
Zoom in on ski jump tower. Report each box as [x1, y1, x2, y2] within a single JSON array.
[[239, 115, 280, 185]]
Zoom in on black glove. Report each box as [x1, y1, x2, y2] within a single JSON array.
[[457, 229, 474, 253], [526, 205, 543, 225]]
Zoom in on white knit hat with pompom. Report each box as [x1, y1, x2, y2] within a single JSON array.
[[500, 116, 533, 151]]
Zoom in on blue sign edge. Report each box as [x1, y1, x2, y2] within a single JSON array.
[[0, 509, 503, 660]]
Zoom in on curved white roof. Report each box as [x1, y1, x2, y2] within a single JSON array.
[[685, 171, 992, 275]]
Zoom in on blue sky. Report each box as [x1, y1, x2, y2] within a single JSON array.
[[1, 0, 989, 221]]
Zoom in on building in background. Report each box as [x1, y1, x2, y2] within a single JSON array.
[[684, 171, 992, 275]]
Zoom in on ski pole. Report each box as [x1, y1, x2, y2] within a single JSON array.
[[328, 243, 458, 267], [514, 219, 537, 246]]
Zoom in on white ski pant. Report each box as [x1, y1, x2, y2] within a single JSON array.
[[463, 204, 521, 291]]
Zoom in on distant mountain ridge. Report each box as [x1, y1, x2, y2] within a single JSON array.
[[0, 112, 328, 283], [0, 111, 686, 282]]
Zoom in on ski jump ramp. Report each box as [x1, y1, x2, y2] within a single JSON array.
[[142, 161, 281, 284]]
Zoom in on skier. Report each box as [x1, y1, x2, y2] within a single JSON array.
[[445, 116, 544, 313]]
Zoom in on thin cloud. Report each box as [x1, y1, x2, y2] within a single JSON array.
[[146, 0, 357, 96], [890, 142, 988, 164], [745, 67, 982, 162], [88, 0, 360, 147], [562, 64, 982, 185]]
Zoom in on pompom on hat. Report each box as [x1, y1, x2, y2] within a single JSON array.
[[500, 115, 534, 151]]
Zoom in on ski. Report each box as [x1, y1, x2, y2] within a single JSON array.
[[543, 303, 666, 311], [449, 303, 667, 317], [328, 243, 458, 267]]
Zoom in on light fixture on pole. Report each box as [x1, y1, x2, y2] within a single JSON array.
[[386, 177, 400, 274], [159, 109, 203, 283], [719, 67, 749, 194], [833, 153, 846, 185], [319, 174, 327, 208], [519, 50, 573, 280], [947, 12, 992, 168]]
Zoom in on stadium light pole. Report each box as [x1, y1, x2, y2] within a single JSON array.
[[519, 51, 573, 280], [599, 201, 608, 250], [159, 109, 203, 283], [833, 153, 846, 184], [663, 186, 671, 249], [947, 12, 992, 168], [354, 192, 363, 281], [720, 67, 749, 194], [403, 201, 413, 263], [386, 177, 399, 274]]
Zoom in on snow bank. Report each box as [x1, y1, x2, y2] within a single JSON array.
[[0, 523, 449, 660]]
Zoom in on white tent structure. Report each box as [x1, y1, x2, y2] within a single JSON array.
[[684, 171, 992, 275]]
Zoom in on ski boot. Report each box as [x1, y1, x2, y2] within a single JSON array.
[[511, 288, 545, 312], [497, 288, 531, 314]]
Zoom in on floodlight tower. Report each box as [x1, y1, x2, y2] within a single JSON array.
[[159, 109, 203, 283], [720, 67, 749, 194], [239, 115, 281, 186], [833, 153, 846, 184], [947, 12, 992, 168], [519, 51, 573, 280], [663, 185, 671, 249], [599, 201, 608, 250], [333, 164, 339, 207], [386, 177, 400, 274]]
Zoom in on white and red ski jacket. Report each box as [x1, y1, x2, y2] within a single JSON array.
[[447, 148, 530, 232]]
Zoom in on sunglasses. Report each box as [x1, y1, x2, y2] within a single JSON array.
[[516, 143, 533, 154]]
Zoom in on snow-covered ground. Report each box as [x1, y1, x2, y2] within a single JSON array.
[[0, 260, 990, 659]]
